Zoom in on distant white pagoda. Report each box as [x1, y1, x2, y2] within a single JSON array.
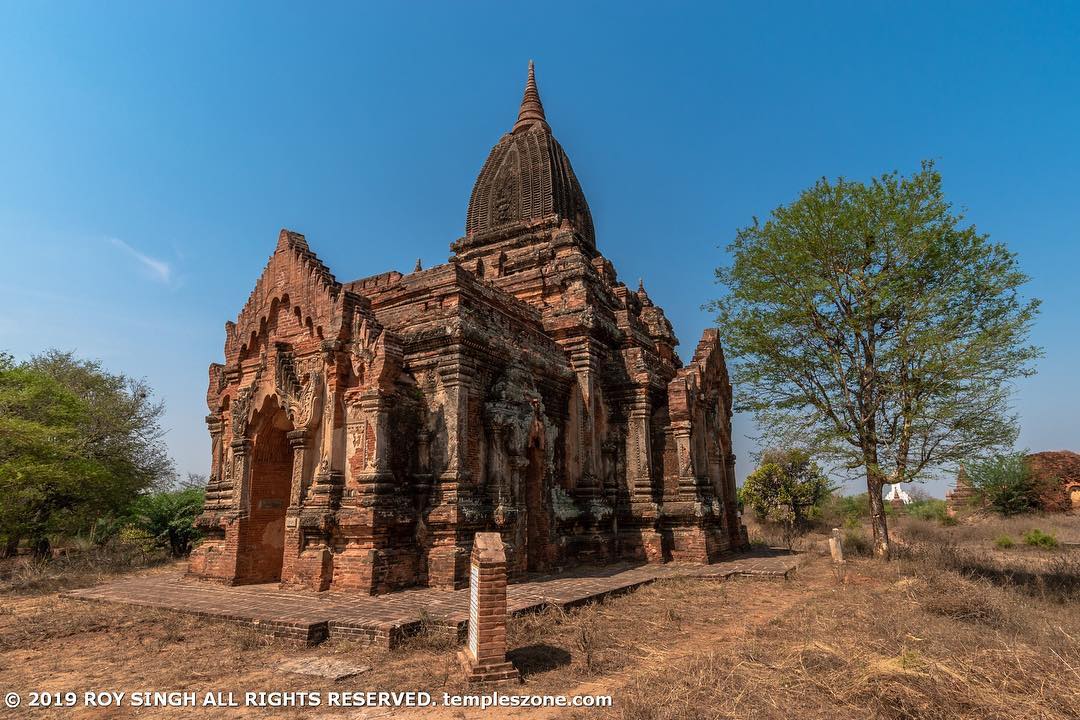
[[884, 484, 912, 505]]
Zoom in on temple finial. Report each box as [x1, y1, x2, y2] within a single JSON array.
[[512, 60, 549, 133], [637, 278, 653, 306], [414, 257, 423, 272]]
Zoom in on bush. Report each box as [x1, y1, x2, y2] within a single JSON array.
[[1022, 529, 1059, 550], [835, 493, 869, 526], [900, 537, 1080, 603], [966, 452, 1048, 516], [115, 525, 157, 555], [741, 449, 835, 541], [906, 498, 949, 522], [128, 487, 204, 557], [994, 535, 1015, 549], [916, 571, 1016, 628]]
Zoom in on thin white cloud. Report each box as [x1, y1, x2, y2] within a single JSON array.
[[109, 237, 172, 284]]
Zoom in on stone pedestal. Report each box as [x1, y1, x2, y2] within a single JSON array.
[[457, 532, 520, 684]]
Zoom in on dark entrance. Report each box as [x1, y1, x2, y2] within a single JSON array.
[[239, 397, 294, 583]]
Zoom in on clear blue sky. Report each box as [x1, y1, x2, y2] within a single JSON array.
[[2, 2, 1077, 496]]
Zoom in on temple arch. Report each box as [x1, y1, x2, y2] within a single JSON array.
[[236, 395, 295, 584]]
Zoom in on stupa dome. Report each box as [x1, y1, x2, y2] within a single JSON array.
[[464, 61, 595, 248]]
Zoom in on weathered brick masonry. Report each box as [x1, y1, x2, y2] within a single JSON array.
[[189, 62, 748, 594]]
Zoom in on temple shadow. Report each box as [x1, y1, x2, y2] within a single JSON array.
[[510, 560, 647, 584], [508, 547, 798, 585], [507, 644, 572, 677], [737, 546, 798, 559]]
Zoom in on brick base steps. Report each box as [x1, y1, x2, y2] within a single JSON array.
[[63, 551, 798, 649]]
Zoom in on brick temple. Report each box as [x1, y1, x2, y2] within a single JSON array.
[[188, 62, 747, 594]]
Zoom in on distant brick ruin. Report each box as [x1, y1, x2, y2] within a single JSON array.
[[1027, 451, 1080, 511], [946, 450, 1080, 515], [188, 63, 747, 594]]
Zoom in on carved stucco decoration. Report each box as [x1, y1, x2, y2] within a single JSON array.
[[486, 360, 555, 528], [348, 312, 402, 393], [275, 350, 324, 431], [227, 349, 269, 440]]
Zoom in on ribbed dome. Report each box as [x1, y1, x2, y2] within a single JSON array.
[[465, 62, 595, 247]]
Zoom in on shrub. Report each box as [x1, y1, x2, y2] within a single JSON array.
[[741, 449, 835, 545], [1022, 529, 1059, 550], [128, 487, 204, 557], [906, 498, 949, 522], [994, 535, 1015, 549], [966, 452, 1047, 516], [0, 351, 174, 557], [115, 525, 156, 555], [835, 493, 866, 519]]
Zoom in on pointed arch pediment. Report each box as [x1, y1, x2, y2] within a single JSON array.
[[225, 229, 350, 362]]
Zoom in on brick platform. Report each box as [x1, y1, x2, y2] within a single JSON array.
[[63, 551, 797, 649]]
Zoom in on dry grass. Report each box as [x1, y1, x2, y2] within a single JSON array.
[[0, 545, 170, 596], [898, 513, 1079, 547], [601, 558, 1080, 720], [895, 517, 1080, 603], [505, 577, 734, 685], [3, 522, 1079, 719]]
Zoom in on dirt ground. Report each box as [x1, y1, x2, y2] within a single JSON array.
[[2, 519, 1078, 720]]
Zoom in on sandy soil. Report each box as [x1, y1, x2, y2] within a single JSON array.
[[0, 557, 824, 720]]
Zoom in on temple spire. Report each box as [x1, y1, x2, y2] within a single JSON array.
[[512, 60, 549, 133]]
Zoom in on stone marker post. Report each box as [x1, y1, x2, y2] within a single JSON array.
[[458, 532, 520, 684], [829, 528, 845, 564]]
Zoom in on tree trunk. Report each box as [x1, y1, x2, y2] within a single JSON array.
[[31, 536, 51, 559], [865, 470, 891, 559], [1, 536, 19, 559]]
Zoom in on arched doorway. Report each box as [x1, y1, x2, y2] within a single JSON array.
[[1068, 483, 1080, 510], [240, 397, 294, 583]]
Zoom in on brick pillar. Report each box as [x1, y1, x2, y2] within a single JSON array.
[[231, 438, 253, 513], [623, 393, 663, 563], [202, 414, 233, 510], [672, 420, 698, 498], [224, 437, 253, 583], [334, 388, 415, 594], [457, 533, 519, 684], [280, 429, 309, 587], [426, 357, 476, 590], [625, 394, 654, 501]]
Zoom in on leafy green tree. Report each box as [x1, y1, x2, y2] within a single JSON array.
[[711, 162, 1040, 558], [966, 452, 1044, 516], [0, 353, 104, 555], [26, 350, 173, 495], [741, 449, 835, 543], [0, 350, 174, 555]]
